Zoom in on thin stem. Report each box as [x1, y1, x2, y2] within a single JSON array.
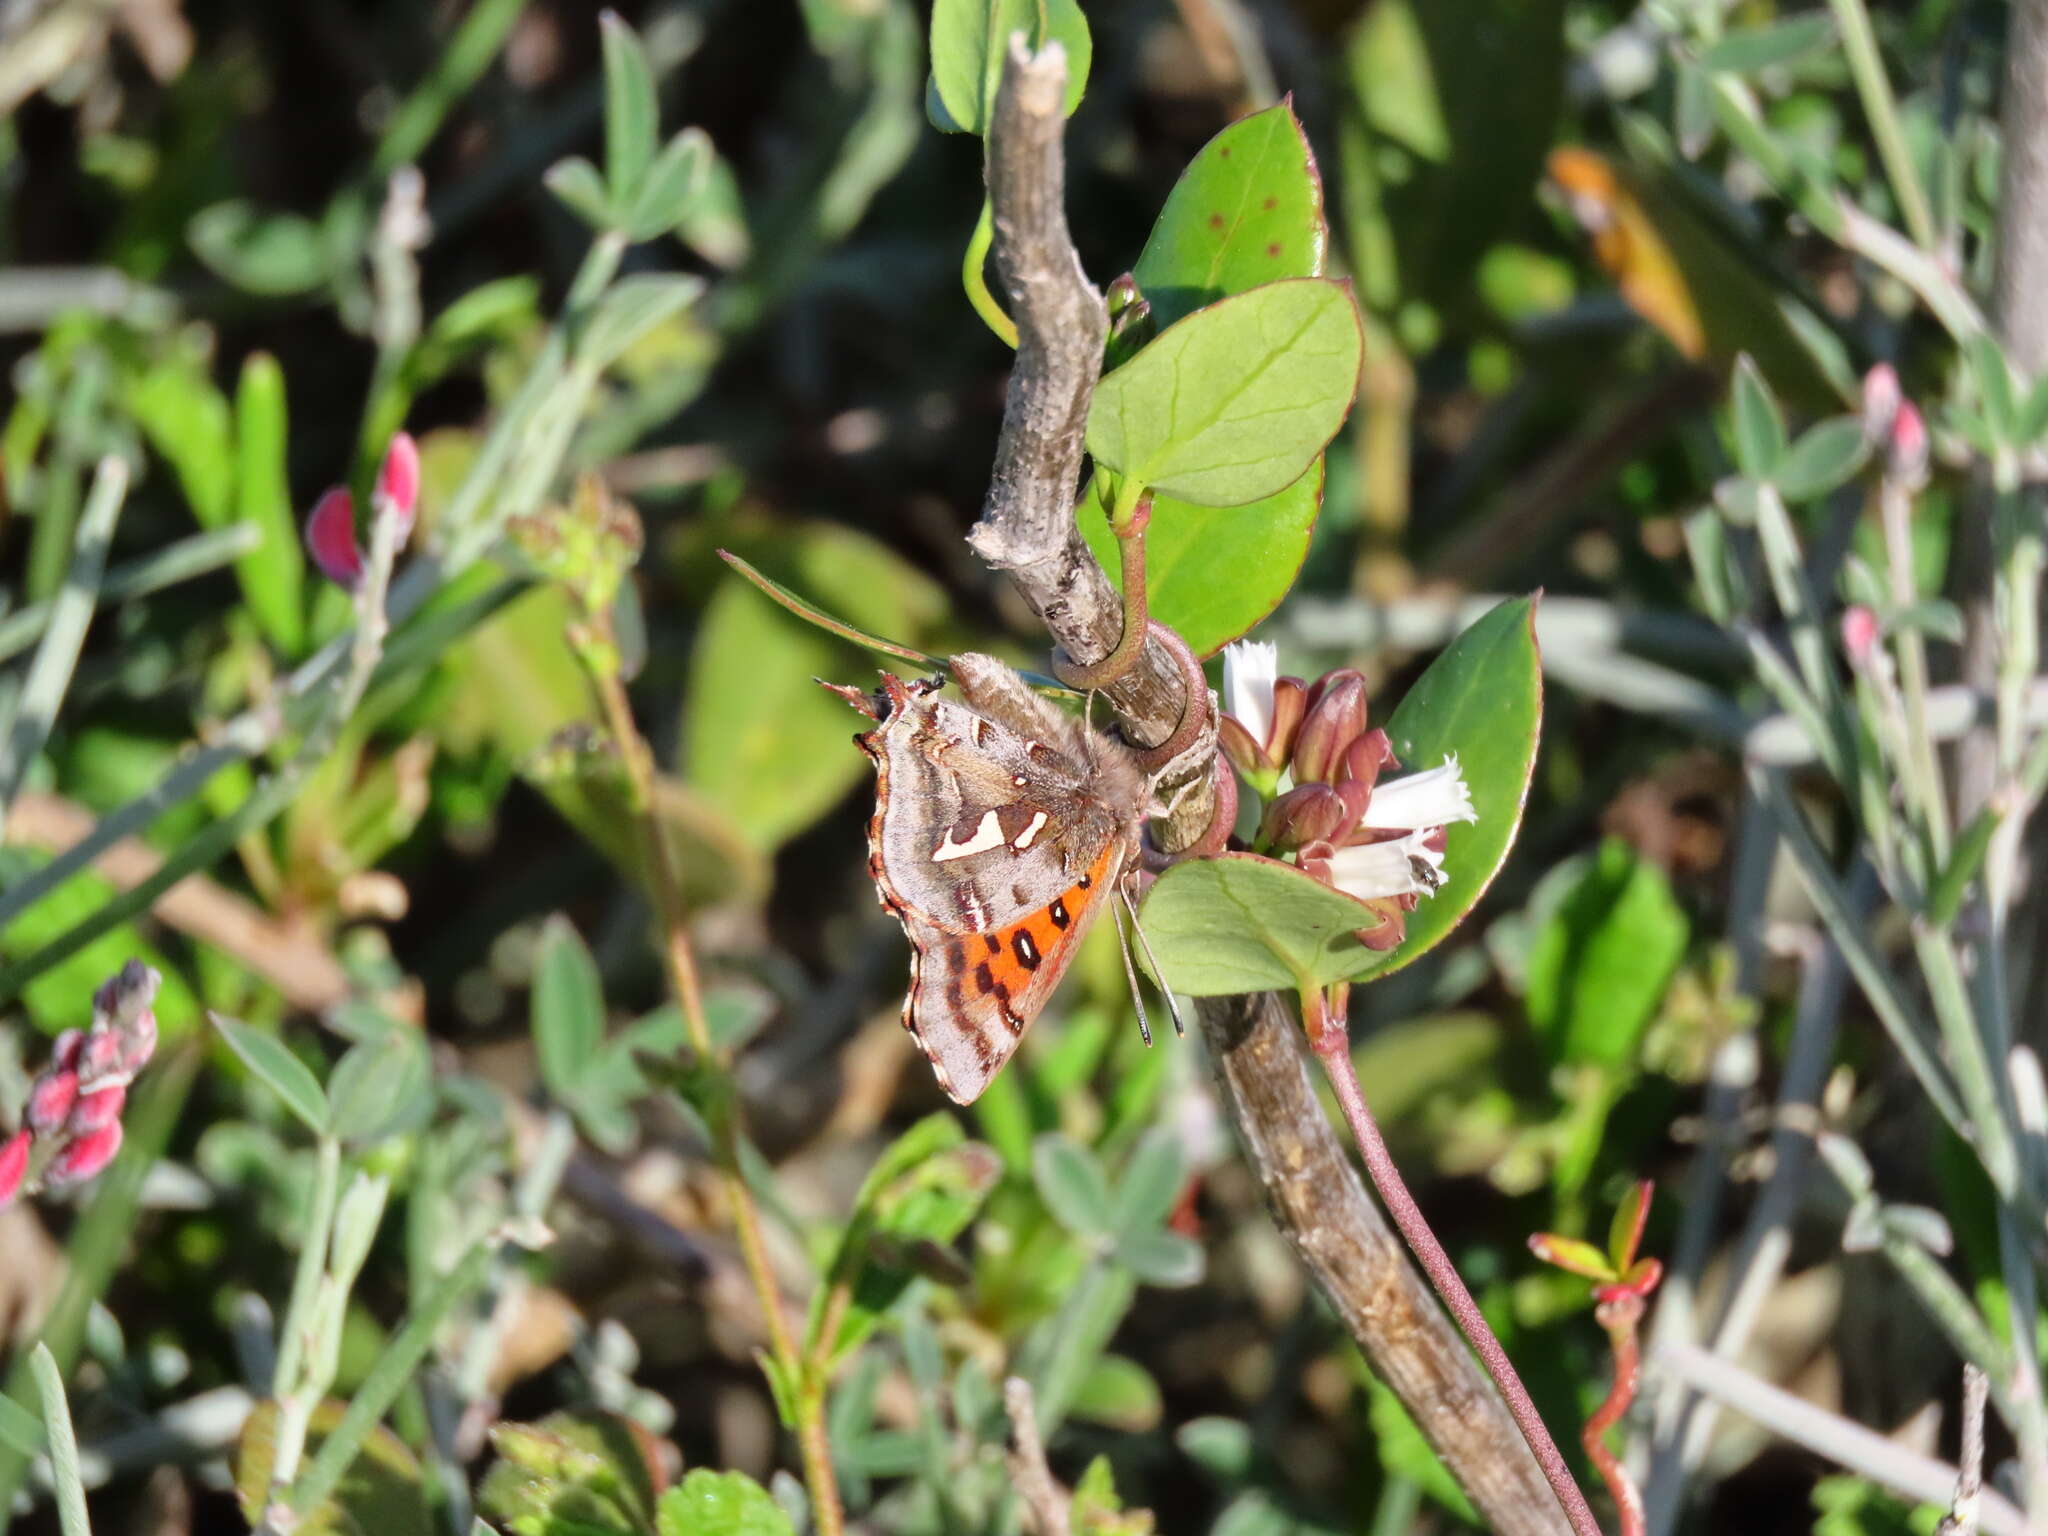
[[1051, 493, 1151, 691], [1586, 1304, 1646, 1536], [588, 657, 839, 1536], [1307, 1016, 1602, 1536], [963, 197, 1021, 348], [1825, 0, 1938, 250], [1879, 475, 1952, 861], [1943, 1364, 1989, 1536], [265, 1136, 342, 1504]]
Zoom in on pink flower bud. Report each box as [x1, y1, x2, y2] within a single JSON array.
[[1259, 783, 1351, 852], [45, 1121, 122, 1190], [78, 1030, 128, 1090], [116, 1011, 157, 1079], [50, 1030, 82, 1073], [376, 432, 421, 535], [67, 1085, 125, 1138], [1292, 671, 1369, 784], [0, 1130, 30, 1207], [25, 1070, 78, 1136], [1841, 604, 1880, 664], [1266, 677, 1307, 764], [1217, 713, 1266, 782], [1888, 401, 1929, 488], [305, 486, 365, 589], [1861, 362, 1901, 445]]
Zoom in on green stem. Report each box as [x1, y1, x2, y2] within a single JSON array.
[[267, 1137, 343, 1505], [1825, 0, 1938, 250], [962, 197, 1019, 348], [1912, 928, 2019, 1197], [1878, 478, 1950, 862]]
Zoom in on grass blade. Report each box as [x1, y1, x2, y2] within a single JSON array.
[[28, 1347, 88, 1536], [0, 523, 261, 665]]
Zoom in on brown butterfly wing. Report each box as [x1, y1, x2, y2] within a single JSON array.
[[901, 836, 1128, 1104]]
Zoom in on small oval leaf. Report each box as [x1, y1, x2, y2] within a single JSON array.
[[212, 1014, 327, 1134], [1139, 852, 1390, 996], [1032, 1133, 1116, 1238], [533, 916, 605, 1102], [1087, 279, 1363, 508]]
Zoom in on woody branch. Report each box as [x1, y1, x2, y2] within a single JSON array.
[[967, 35, 1573, 1536]]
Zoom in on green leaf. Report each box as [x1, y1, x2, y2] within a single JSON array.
[[599, 12, 660, 210], [1967, 333, 2021, 447], [188, 202, 331, 295], [1068, 1356, 1163, 1432], [655, 1471, 794, 1536], [1524, 838, 1689, 1067], [545, 156, 615, 229], [533, 915, 606, 1103], [232, 353, 307, 655], [579, 275, 705, 371], [927, 0, 1090, 137], [1774, 416, 1870, 501], [628, 128, 711, 242], [1609, 1179, 1654, 1271], [1033, 1133, 1116, 1238], [1140, 853, 1390, 995], [1087, 279, 1363, 507], [325, 1031, 429, 1145], [1176, 1417, 1254, 1481], [127, 357, 236, 531], [1730, 354, 1788, 479], [236, 1401, 432, 1536], [1079, 462, 1320, 657], [1114, 1228, 1204, 1287], [1347, 594, 1544, 983], [213, 1014, 328, 1134], [1528, 1233, 1616, 1281], [1111, 1127, 1187, 1231], [1130, 101, 1327, 332], [478, 1412, 664, 1536], [1697, 14, 1837, 74]]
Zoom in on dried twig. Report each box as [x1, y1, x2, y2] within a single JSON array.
[[969, 36, 1573, 1536], [1937, 1364, 1989, 1536], [1004, 1376, 1071, 1536]]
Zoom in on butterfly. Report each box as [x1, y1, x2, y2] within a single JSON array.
[[828, 654, 1168, 1104]]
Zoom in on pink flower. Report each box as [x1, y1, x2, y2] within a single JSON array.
[[67, 1086, 126, 1138], [0, 1131, 30, 1207], [1841, 604, 1881, 664], [45, 1122, 123, 1190], [377, 431, 421, 533], [305, 433, 420, 588], [25, 1070, 78, 1136]]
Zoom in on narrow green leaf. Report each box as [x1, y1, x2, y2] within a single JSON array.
[[928, 0, 1090, 137], [233, 352, 307, 655], [1697, 14, 1836, 73], [599, 12, 660, 209], [1773, 416, 1870, 501], [578, 274, 705, 371], [628, 127, 711, 241], [1607, 1179, 1654, 1271], [1730, 355, 1787, 478], [532, 915, 606, 1103], [1110, 1127, 1187, 1231], [0, 1393, 40, 1459], [212, 1013, 328, 1134], [30, 1347, 88, 1536], [1032, 1134, 1116, 1239], [1967, 333, 2021, 447], [1348, 594, 1544, 983], [1115, 1228, 1204, 1287], [1130, 101, 1327, 331], [1087, 278, 1363, 507], [1929, 803, 2002, 927], [0, 524, 260, 666], [1528, 1233, 1616, 1282], [544, 156, 615, 229], [1140, 852, 1390, 995]]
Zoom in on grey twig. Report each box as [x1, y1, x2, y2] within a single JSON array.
[[1939, 1364, 1989, 1536], [1004, 1377, 1070, 1536], [965, 36, 1569, 1536]]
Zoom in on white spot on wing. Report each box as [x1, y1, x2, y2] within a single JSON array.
[[1012, 810, 1048, 850], [933, 809, 1006, 862]]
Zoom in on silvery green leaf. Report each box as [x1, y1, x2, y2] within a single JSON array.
[[579, 274, 705, 371], [329, 1172, 391, 1288], [1817, 1132, 1874, 1197], [1882, 1204, 1954, 1256], [600, 11, 660, 209], [1115, 1229, 1204, 1287], [1773, 417, 1869, 501], [627, 127, 711, 242], [1840, 1199, 1883, 1254], [1730, 356, 1787, 480], [544, 157, 615, 230], [1713, 475, 1764, 527]]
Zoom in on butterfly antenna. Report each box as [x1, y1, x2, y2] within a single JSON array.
[[1111, 895, 1155, 1048], [1122, 887, 1187, 1039]]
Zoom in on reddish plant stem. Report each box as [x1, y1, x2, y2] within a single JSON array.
[[1587, 1300, 1646, 1536], [1307, 1011, 1604, 1536]]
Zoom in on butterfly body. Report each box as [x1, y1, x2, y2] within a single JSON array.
[[834, 654, 1146, 1104]]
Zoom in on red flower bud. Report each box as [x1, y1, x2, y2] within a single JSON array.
[[26, 1071, 79, 1136], [1841, 604, 1880, 664], [1217, 713, 1267, 782], [49, 1030, 82, 1074], [305, 486, 364, 589], [45, 1121, 122, 1190], [376, 432, 421, 534], [1292, 671, 1369, 784], [67, 1085, 126, 1137], [0, 1130, 30, 1207], [117, 1011, 157, 1078]]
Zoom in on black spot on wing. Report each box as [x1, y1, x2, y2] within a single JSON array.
[[1049, 899, 1071, 930], [1013, 931, 1042, 970]]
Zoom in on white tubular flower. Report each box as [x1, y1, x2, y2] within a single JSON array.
[[1327, 830, 1448, 901], [1362, 755, 1476, 832], [1222, 639, 1279, 747]]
